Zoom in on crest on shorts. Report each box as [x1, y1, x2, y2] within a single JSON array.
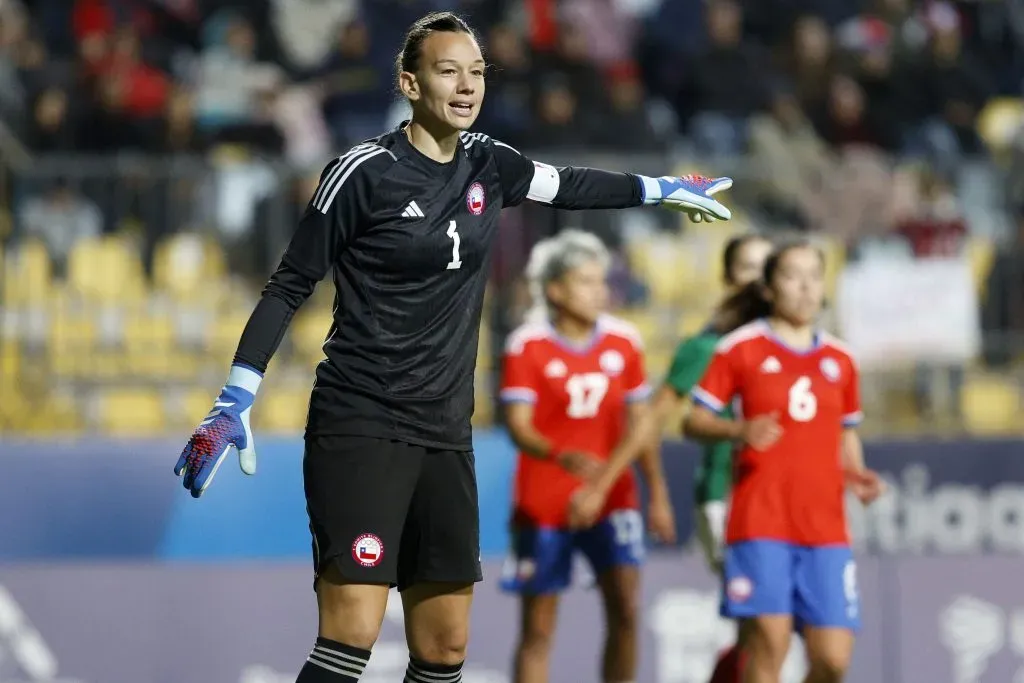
[[352, 533, 384, 567], [727, 576, 753, 603], [599, 350, 625, 376], [820, 357, 841, 382], [466, 182, 486, 215]]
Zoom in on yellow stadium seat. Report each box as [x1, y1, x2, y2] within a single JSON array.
[[960, 374, 1021, 435], [678, 309, 712, 339], [67, 236, 146, 304], [181, 387, 216, 426], [2, 238, 51, 304], [47, 317, 97, 378], [967, 237, 996, 296], [977, 98, 1024, 155], [291, 309, 333, 362], [206, 310, 252, 363], [152, 233, 228, 301], [256, 388, 309, 433], [617, 309, 659, 348], [98, 388, 166, 435]]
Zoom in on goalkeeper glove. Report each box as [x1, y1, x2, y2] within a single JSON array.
[[638, 174, 733, 222], [174, 363, 261, 498]]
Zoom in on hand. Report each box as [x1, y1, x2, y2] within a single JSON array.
[[568, 484, 607, 529], [174, 364, 261, 498], [643, 174, 733, 223], [845, 467, 886, 505], [739, 412, 783, 451], [555, 450, 604, 481], [647, 495, 677, 544]]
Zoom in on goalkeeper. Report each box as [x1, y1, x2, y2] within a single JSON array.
[[649, 234, 770, 683]]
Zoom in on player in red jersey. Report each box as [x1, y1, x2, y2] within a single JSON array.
[[499, 230, 674, 683], [683, 242, 884, 683]]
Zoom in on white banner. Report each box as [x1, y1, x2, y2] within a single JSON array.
[[836, 258, 981, 369]]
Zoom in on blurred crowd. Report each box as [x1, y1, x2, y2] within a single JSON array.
[[5, 0, 1024, 434]]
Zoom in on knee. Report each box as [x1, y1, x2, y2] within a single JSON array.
[[316, 578, 386, 650], [412, 623, 469, 666], [807, 648, 852, 682]]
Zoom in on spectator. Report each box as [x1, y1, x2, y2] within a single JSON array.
[[192, 11, 284, 147], [814, 74, 900, 151], [896, 168, 968, 259], [270, 0, 356, 74], [909, 2, 993, 168], [595, 61, 662, 152], [748, 85, 831, 229], [981, 205, 1024, 367], [523, 75, 597, 150], [311, 18, 391, 148], [28, 86, 77, 152], [477, 23, 534, 147], [678, 0, 772, 157], [785, 15, 834, 116]]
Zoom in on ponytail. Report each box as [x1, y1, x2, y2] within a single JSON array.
[[712, 280, 772, 334]]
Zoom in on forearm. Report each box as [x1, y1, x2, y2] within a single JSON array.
[[232, 261, 317, 373], [546, 166, 644, 210], [685, 410, 743, 443], [507, 422, 554, 460], [595, 406, 659, 494], [637, 442, 670, 500], [841, 429, 865, 471]]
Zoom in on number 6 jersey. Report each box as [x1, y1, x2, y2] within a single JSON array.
[[500, 316, 651, 527], [691, 320, 863, 546]]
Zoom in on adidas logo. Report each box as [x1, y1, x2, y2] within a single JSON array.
[[760, 356, 781, 373], [401, 201, 425, 219]]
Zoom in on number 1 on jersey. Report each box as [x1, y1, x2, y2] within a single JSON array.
[[446, 220, 462, 270], [566, 372, 609, 418]]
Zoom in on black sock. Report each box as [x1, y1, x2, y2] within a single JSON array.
[[295, 637, 370, 682], [404, 657, 463, 683]]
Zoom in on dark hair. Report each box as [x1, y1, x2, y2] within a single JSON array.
[[721, 233, 769, 285], [395, 12, 476, 78], [713, 240, 824, 334]]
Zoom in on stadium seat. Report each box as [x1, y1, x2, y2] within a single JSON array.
[[256, 387, 310, 433], [123, 314, 179, 379], [2, 238, 51, 305], [67, 236, 146, 304], [180, 387, 216, 426], [977, 98, 1024, 156], [97, 388, 166, 435], [152, 233, 228, 302], [291, 308, 333, 363], [206, 310, 254, 365], [960, 373, 1021, 435], [617, 308, 659, 347], [966, 237, 996, 296], [47, 316, 97, 378]]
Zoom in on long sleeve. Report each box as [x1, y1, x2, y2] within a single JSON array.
[[492, 138, 643, 210], [233, 262, 318, 373], [231, 143, 394, 373]]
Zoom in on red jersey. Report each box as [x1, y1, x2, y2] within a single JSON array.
[[692, 320, 863, 546], [500, 315, 650, 527]]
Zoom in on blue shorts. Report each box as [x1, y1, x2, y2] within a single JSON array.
[[721, 540, 861, 631], [500, 509, 645, 594]]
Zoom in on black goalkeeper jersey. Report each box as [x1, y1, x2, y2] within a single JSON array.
[[234, 124, 644, 450]]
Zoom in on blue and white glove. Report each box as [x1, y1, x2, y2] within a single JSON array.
[[174, 364, 262, 498], [638, 174, 733, 223]]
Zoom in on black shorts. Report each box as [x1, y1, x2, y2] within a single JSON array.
[[303, 435, 482, 592]]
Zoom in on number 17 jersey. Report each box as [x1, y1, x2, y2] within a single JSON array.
[[500, 316, 651, 527], [692, 320, 863, 546]]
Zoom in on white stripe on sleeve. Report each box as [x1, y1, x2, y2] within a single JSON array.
[[313, 145, 388, 213]]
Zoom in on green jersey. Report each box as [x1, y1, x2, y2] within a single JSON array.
[[665, 331, 733, 504]]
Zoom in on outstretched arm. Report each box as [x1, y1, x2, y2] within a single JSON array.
[[491, 139, 733, 222]]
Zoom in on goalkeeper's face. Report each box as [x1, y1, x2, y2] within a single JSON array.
[[549, 259, 609, 326], [769, 246, 825, 327], [403, 31, 485, 133]]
